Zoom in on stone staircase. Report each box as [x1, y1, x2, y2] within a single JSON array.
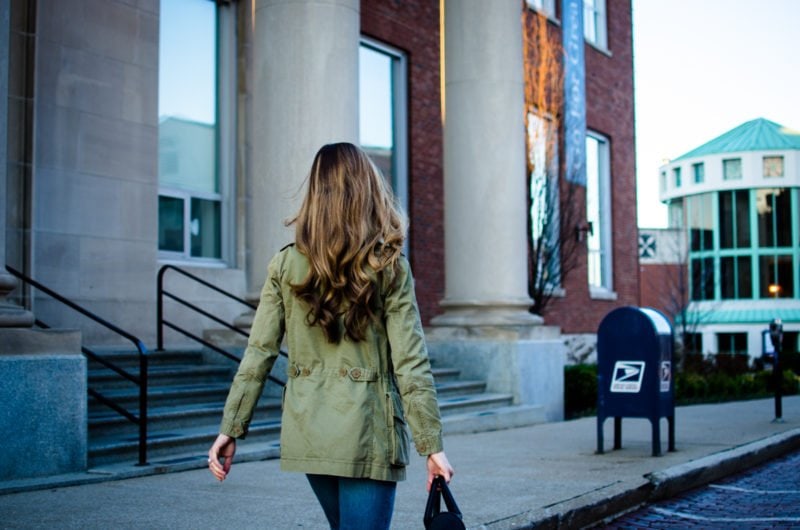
[[87, 348, 544, 468]]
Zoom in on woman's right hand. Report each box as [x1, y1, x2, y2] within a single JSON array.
[[208, 433, 236, 482], [426, 451, 454, 491]]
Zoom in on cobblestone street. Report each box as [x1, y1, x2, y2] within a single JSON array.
[[603, 449, 800, 528]]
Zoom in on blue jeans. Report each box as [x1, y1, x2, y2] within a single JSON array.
[[306, 474, 397, 530]]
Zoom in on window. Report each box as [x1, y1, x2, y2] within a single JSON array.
[[720, 256, 752, 299], [690, 257, 715, 301], [719, 190, 750, 249], [583, 0, 607, 49], [683, 333, 703, 354], [586, 132, 612, 292], [763, 155, 784, 178], [528, 112, 560, 286], [717, 333, 748, 355], [526, 0, 556, 17], [693, 162, 705, 184], [158, 0, 235, 262], [667, 199, 684, 229], [723, 158, 742, 180], [759, 255, 794, 298], [757, 188, 791, 248], [687, 194, 713, 252], [359, 39, 408, 228], [687, 193, 714, 301], [660, 171, 667, 193], [673, 167, 682, 188], [783, 332, 799, 354]]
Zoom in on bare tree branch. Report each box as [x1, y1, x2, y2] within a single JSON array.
[[523, 10, 586, 316]]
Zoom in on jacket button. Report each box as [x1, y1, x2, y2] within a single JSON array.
[[301, 368, 310, 377], [339, 368, 348, 377], [351, 368, 362, 380], [289, 365, 300, 377]]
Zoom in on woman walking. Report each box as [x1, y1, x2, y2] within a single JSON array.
[[208, 142, 453, 529]]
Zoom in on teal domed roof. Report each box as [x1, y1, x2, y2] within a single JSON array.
[[675, 118, 800, 161]]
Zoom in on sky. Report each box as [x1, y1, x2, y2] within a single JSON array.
[[632, 0, 800, 228]]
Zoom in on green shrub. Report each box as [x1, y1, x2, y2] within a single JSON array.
[[675, 372, 708, 401], [714, 353, 750, 376], [683, 353, 713, 375], [563, 362, 797, 418], [564, 364, 597, 419]]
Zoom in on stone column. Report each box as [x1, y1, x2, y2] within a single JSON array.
[[433, 0, 541, 330], [245, 0, 359, 294], [0, 0, 33, 328]]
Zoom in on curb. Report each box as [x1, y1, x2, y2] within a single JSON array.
[[480, 427, 800, 529], [647, 427, 800, 500]]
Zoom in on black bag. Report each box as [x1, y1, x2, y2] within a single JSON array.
[[424, 476, 466, 530]]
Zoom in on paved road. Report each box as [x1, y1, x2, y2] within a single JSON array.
[[602, 448, 800, 529]]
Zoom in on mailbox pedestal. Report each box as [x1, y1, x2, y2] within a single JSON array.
[[596, 307, 675, 456]]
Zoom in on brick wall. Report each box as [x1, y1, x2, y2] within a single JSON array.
[[361, 1, 445, 324], [640, 263, 683, 320]]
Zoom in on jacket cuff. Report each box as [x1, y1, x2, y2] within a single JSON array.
[[219, 417, 249, 439], [414, 434, 444, 456]]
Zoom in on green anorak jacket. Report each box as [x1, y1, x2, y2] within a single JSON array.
[[220, 245, 444, 482]]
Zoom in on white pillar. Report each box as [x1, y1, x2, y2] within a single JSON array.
[[433, 0, 541, 328], [246, 0, 359, 292]]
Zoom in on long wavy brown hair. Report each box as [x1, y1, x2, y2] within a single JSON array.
[[288, 143, 407, 343]]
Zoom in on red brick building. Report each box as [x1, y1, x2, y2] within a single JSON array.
[[362, 0, 639, 334]]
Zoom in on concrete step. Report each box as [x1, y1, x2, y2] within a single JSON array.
[[431, 366, 460, 382], [438, 392, 515, 416], [89, 382, 234, 411], [89, 397, 282, 438], [441, 404, 546, 434], [88, 419, 282, 468], [89, 364, 233, 389], [86, 348, 208, 369], [435, 379, 486, 397]]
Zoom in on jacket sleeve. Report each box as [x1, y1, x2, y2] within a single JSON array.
[[219, 252, 286, 439], [384, 257, 444, 456]]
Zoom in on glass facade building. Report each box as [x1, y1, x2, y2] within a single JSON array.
[[658, 118, 800, 358]]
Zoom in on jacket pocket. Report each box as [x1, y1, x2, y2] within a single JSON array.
[[386, 391, 410, 467]]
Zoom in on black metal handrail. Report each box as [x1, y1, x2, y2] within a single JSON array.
[[157, 265, 286, 386], [5, 265, 150, 466]]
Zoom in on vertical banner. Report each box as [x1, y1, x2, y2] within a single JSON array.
[[562, 0, 587, 185]]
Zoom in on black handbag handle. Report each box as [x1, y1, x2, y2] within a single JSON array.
[[424, 476, 463, 528]]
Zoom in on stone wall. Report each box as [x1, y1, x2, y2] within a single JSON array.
[[0, 329, 86, 480]]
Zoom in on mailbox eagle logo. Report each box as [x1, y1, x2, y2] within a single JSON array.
[[610, 361, 645, 393]]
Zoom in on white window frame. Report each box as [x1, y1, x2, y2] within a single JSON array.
[[723, 157, 743, 181], [583, 0, 608, 50], [586, 131, 615, 298], [693, 162, 705, 184], [525, 0, 557, 19], [359, 37, 409, 253]]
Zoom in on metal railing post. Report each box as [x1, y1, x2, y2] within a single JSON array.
[[157, 266, 166, 351], [138, 351, 149, 466]]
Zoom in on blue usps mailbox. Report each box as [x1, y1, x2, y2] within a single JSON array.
[[596, 306, 675, 456]]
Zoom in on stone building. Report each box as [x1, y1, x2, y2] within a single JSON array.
[[1, 0, 637, 479]]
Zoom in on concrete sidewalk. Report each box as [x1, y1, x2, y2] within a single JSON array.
[[2, 396, 799, 529]]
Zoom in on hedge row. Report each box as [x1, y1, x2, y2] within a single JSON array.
[[564, 363, 800, 420]]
